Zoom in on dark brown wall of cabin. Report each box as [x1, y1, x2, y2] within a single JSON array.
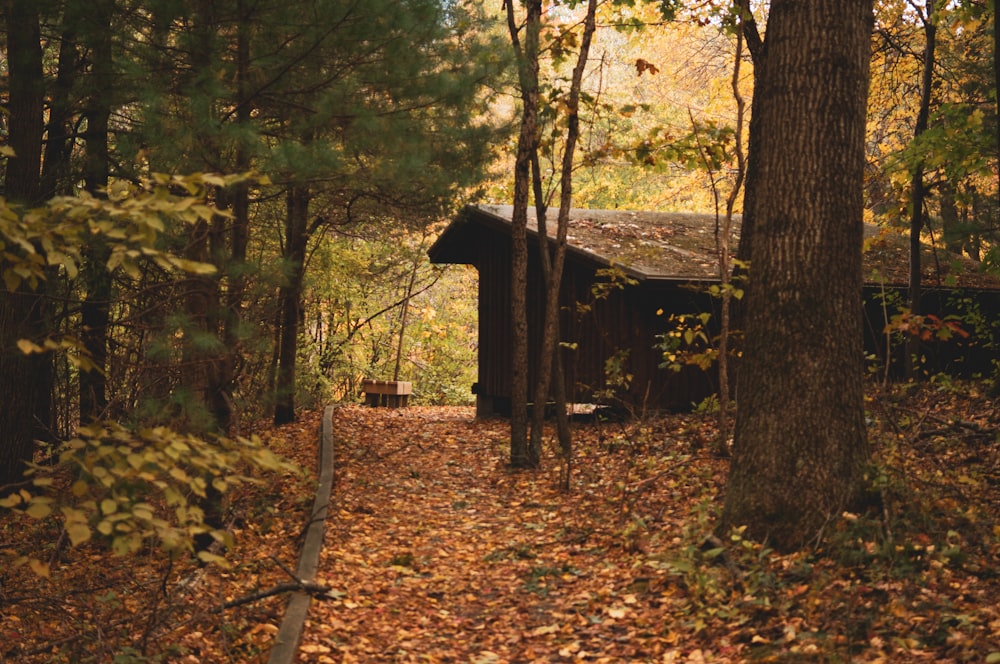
[[474, 236, 717, 414], [465, 220, 1000, 417]]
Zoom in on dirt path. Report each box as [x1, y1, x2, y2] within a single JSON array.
[[300, 405, 693, 663], [293, 396, 1000, 663]]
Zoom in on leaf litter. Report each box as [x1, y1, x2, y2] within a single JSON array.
[[3, 381, 1000, 662], [301, 383, 1000, 663]]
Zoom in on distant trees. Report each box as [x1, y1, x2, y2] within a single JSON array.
[[125, 0, 502, 426], [719, 0, 874, 551], [866, 0, 998, 377], [0, 0, 505, 484]]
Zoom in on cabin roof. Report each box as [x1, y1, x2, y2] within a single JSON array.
[[429, 204, 999, 290]]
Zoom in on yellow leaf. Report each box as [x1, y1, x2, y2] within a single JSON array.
[[26, 500, 52, 519], [531, 624, 559, 636], [16, 338, 43, 354], [0, 492, 23, 508], [3, 269, 20, 291], [300, 645, 332, 655], [66, 521, 92, 546], [28, 558, 50, 578], [196, 550, 230, 567]]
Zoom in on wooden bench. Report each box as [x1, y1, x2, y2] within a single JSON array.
[[362, 380, 412, 408]]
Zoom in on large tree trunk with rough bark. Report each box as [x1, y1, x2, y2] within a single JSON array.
[[719, 0, 874, 552]]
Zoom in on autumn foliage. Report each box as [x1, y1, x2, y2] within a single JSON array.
[[4, 381, 999, 662]]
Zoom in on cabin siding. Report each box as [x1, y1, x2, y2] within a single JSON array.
[[469, 237, 717, 414], [430, 206, 1000, 417]]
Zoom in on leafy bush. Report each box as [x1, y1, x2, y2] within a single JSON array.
[[2, 422, 297, 573]]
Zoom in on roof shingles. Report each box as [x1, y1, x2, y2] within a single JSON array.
[[462, 205, 998, 289]]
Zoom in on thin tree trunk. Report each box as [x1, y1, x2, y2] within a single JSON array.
[[393, 257, 419, 381], [40, 22, 77, 200], [733, 0, 763, 268], [274, 185, 311, 425], [219, 2, 252, 435], [79, 0, 115, 423], [529, 161, 573, 488], [729, 0, 764, 391], [906, 0, 937, 378], [529, 0, 596, 470], [505, 0, 542, 468], [716, 7, 747, 457]]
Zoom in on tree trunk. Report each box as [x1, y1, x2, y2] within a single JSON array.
[[719, 0, 874, 552], [393, 257, 419, 382], [79, 0, 115, 423], [3, 0, 43, 205], [274, 184, 311, 425], [729, 0, 763, 392], [220, 0, 253, 435], [0, 0, 49, 487], [715, 6, 748, 458], [529, 0, 596, 470], [179, 219, 226, 432], [505, 0, 542, 468], [40, 22, 77, 200], [733, 0, 763, 270], [0, 293, 49, 488], [906, 0, 937, 378]]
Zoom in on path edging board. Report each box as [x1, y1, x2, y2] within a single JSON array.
[[267, 405, 337, 664]]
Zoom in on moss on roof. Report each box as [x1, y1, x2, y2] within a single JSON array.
[[469, 205, 998, 289]]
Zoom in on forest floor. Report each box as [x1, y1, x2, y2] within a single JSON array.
[[3, 380, 1000, 663]]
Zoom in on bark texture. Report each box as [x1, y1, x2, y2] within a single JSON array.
[[506, 0, 542, 467], [0, 0, 48, 486], [79, 0, 114, 422], [906, 0, 937, 378], [720, 0, 874, 552], [273, 184, 310, 425]]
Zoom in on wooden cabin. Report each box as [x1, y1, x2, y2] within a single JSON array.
[[428, 205, 1000, 416]]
